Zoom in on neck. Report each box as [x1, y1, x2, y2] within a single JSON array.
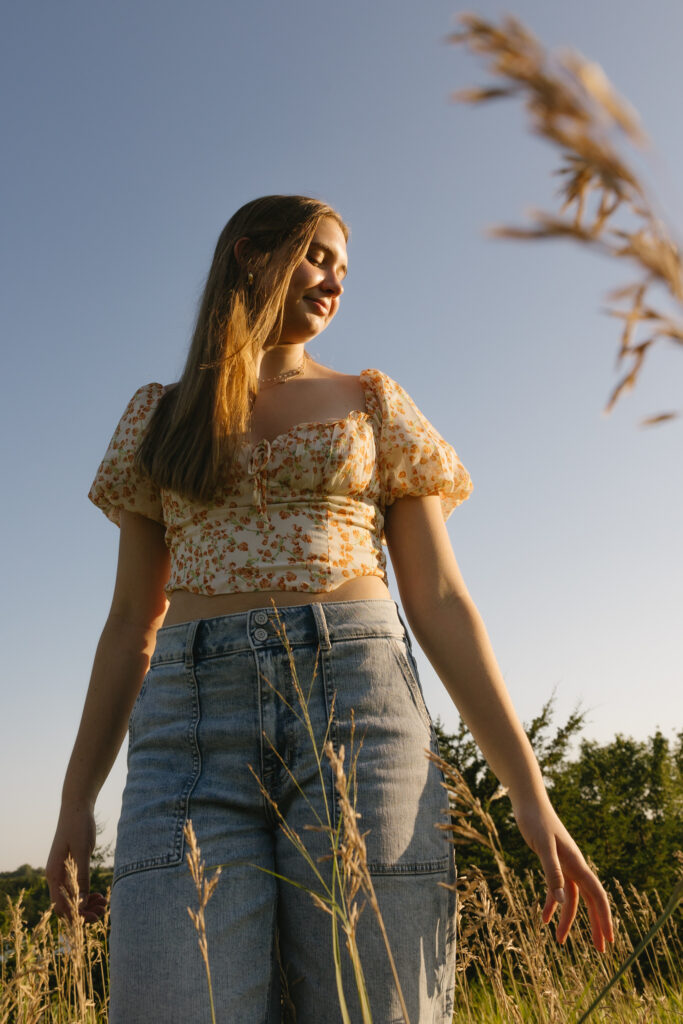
[[257, 344, 307, 382]]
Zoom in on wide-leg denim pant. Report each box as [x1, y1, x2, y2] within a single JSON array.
[[109, 599, 456, 1023]]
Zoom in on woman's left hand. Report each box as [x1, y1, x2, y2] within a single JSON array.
[[512, 797, 614, 950]]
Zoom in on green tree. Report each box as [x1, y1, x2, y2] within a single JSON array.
[[549, 730, 683, 894], [435, 702, 683, 899]]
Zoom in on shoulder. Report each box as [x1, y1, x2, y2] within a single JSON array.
[[359, 370, 473, 514], [90, 383, 168, 526], [359, 368, 405, 393], [118, 382, 168, 423], [129, 381, 168, 405], [303, 360, 367, 410], [358, 368, 417, 420], [359, 369, 460, 455], [104, 382, 168, 450]]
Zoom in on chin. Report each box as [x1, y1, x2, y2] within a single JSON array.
[[279, 312, 329, 345], [299, 322, 328, 343]]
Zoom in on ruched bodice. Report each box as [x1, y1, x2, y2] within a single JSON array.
[[88, 369, 473, 595]]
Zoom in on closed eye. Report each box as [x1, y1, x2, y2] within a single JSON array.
[[306, 245, 347, 279]]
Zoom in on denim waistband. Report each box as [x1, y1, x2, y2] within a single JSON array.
[[151, 598, 412, 666]]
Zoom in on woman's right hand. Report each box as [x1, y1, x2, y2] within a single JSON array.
[[46, 804, 107, 921]]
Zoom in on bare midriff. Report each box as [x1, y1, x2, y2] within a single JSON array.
[[163, 575, 393, 627]]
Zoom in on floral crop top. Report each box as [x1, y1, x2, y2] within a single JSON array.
[[88, 369, 473, 595]]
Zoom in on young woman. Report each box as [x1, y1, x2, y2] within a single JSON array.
[[47, 195, 613, 1023]]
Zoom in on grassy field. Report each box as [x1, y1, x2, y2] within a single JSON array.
[[6, 626, 680, 1021], [2, 801, 680, 1023]]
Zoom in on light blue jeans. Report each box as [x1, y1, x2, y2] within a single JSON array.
[[109, 600, 456, 1023]]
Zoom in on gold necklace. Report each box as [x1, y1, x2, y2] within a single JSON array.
[[258, 352, 307, 386]]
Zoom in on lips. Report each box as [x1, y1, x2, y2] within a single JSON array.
[[305, 297, 329, 316]]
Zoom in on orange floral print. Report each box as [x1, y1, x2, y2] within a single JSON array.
[[88, 369, 473, 595]]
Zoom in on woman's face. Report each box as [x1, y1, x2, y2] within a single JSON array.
[[278, 217, 348, 345]]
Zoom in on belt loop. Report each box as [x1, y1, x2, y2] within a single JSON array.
[[184, 619, 201, 669], [311, 602, 331, 651]]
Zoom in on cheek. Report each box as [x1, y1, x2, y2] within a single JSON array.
[[289, 261, 314, 291]]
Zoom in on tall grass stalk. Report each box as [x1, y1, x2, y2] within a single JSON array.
[[2, 653, 680, 1022], [450, 12, 683, 424], [0, 856, 110, 1023], [248, 716, 379, 1022], [324, 740, 411, 1024], [184, 819, 222, 1024], [576, 877, 683, 1023], [245, 603, 411, 1023], [428, 749, 683, 1023], [0, 771, 680, 1021]]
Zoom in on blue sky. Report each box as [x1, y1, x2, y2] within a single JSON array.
[[2, 0, 682, 870]]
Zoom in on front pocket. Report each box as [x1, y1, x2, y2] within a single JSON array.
[[325, 634, 450, 874], [114, 661, 201, 882], [388, 636, 433, 736]]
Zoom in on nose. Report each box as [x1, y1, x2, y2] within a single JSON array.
[[321, 267, 344, 297]]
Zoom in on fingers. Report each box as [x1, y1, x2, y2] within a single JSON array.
[[46, 853, 70, 917], [46, 847, 98, 920], [79, 892, 108, 923], [46, 808, 103, 920], [49, 875, 107, 922], [538, 838, 565, 924], [555, 880, 579, 944], [547, 859, 614, 951], [507, 798, 614, 951], [579, 873, 614, 952], [536, 832, 614, 951]]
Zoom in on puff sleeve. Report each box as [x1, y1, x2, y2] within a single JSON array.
[[88, 383, 166, 526], [364, 368, 473, 522]]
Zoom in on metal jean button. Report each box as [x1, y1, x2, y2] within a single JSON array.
[[254, 611, 268, 625], [253, 628, 268, 642]]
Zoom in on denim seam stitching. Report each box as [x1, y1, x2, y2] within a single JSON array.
[[113, 662, 203, 883], [149, 632, 407, 665], [255, 647, 275, 829], [366, 857, 451, 875], [388, 638, 433, 735], [321, 649, 339, 842]]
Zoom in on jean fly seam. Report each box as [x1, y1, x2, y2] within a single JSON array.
[[254, 646, 276, 830], [175, 647, 203, 864]]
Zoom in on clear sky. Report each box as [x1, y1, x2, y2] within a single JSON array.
[[2, 0, 681, 871]]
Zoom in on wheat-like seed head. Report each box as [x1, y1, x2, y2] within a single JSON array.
[[450, 12, 683, 424], [183, 819, 222, 1022]]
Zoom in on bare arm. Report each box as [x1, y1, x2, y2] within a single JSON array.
[[46, 512, 170, 917], [384, 494, 614, 950]]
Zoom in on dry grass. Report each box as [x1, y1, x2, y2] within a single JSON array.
[[1, 778, 681, 1022], [450, 12, 683, 424], [429, 750, 683, 1023], [184, 820, 222, 1024], [4, 618, 681, 1021], [1, 856, 110, 1023], [245, 604, 412, 1022], [323, 739, 411, 1024]]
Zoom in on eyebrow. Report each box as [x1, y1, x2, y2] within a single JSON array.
[[310, 242, 348, 278]]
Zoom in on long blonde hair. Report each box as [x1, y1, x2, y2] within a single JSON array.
[[136, 195, 349, 502]]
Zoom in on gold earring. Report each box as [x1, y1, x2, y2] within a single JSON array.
[[247, 272, 254, 286]]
